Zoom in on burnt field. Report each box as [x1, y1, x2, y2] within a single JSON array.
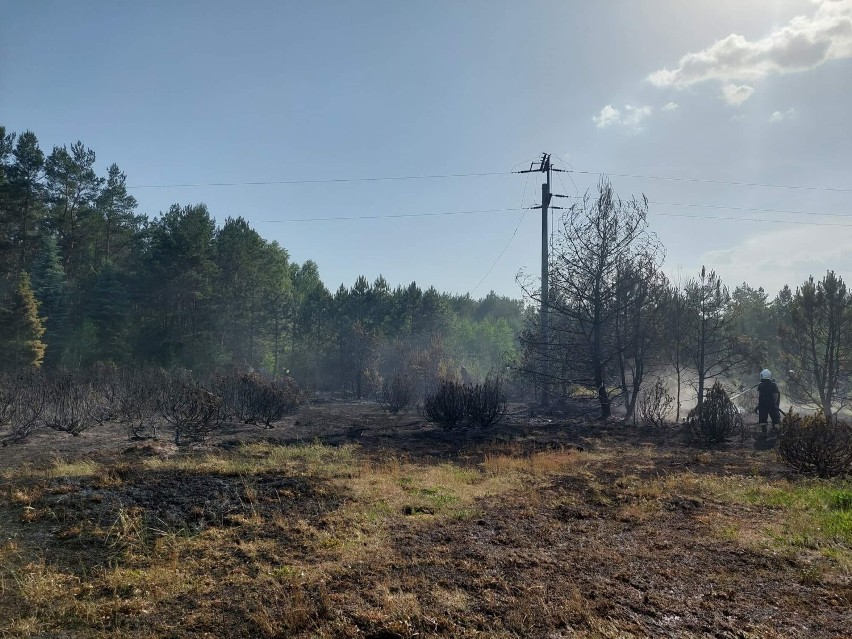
[[1, 402, 850, 638]]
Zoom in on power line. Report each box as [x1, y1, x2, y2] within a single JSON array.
[[566, 169, 852, 194], [258, 207, 525, 223], [522, 193, 852, 221], [470, 174, 532, 294], [128, 171, 511, 189], [651, 200, 852, 219], [252, 198, 852, 225], [651, 211, 852, 228], [126, 167, 852, 194]]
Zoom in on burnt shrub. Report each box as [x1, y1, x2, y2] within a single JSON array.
[[210, 371, 301, 427], [465, 376, 507, 428], [0, 370, 46, 445], [423, 380, 468, 429], [118, 367, 168, 439], [0, 372, 17, 427], [686, 381, 742, 446], [159, 379, 224, 445], [42, 371, 108, 436], [85, 362, 122, 419], [208, 370, 245, 422], [380, 373, 413, 414], [638, 377, 674, 430], [250, 376, 302, 427], [423, 377, 508, 429], [778, 412, 852, 478]]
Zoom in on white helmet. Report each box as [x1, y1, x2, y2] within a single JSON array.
[[760, 369, 772, 380]]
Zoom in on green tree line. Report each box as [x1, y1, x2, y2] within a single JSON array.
[[0, 126, 524, 392]]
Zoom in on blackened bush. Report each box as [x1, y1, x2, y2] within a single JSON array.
[[424, 380, 468, 429], [381, 374, 413, 414], [210, 371, 301, 426], [423, 377, 508, 429], [42, 371, 108, 436], [778, 412, 852, 478], [208, 371, 243, 422], [686, 381, 742, 446], [118, 367, 168, 439], [465, 376, 507, 428], [85, 362, 122, 418], [159, 380, 224, 445], [0, 373, 17, 427], [638, 378, 674, 430], [0, 371, 46, 445], [252, 376, 302, 427]]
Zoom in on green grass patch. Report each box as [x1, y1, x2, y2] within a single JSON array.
[[661, 473, 852, 560], [416, 486, 459, 509], [733, 481, 852, 555]]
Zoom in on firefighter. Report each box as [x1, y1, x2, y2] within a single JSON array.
[[757, 369, 781, 434]]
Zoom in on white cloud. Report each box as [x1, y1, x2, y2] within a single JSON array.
[[769, 108, 798, 122], [698, 223, 852, 295], [593, 104, 622, 128], [622, 105, 653, 127], [721, 83, 755, 105], [592, 104, 653, 131], [662, 101, 679, 111], [648, 1, 852, 102]]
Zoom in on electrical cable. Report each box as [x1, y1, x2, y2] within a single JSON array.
[[126, 166, 852, 194], [250, 196, 852, 226], [470, 174, 532, 294], [128, 171, 511, 189], [651, 211, 852, 228], [650, 200, 852, 219], [257, 207, 525, 223], [565, 169, 852, 194], [253, 202, 852, 227]]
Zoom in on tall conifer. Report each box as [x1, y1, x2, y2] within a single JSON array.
[[0, 271, 47, 369]]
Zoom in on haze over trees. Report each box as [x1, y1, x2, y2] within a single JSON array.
[[1, 125, 850, 419], [520, 180, 852, 420], [0, 126, 522, 392]]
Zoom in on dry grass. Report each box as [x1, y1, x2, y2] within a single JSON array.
[[141, 440, 358, 477], [1, 458, 103, 481], [1, 431, 850, 637]]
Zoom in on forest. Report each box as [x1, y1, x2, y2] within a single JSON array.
[[0, 126, 523, 394]]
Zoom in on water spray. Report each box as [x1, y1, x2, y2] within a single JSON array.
[[729, 383, 759, 401]]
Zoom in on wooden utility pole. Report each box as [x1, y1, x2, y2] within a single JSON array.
[[519, 154, 566, 406]]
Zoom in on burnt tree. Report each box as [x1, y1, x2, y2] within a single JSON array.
[[535, 178, 656, 418]]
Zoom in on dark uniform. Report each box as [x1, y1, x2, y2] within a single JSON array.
[[757, 378, 781, 428]]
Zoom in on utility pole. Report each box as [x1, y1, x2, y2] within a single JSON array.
[[519, 153, 566, 406]]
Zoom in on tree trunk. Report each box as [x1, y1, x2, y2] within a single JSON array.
[[272, 314, 279, 376], [675, 365, 682, 423], [823, 399, 833, 419], [595, 364, 610, 418]]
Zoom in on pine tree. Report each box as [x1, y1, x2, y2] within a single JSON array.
[[86, 261, 131, 363], [95, 163, 140, 263], [780, 271, 852, 417], [5, 132, 46, 273], [30, 235, 70, 366], [0, 271, 47, 370], [45, 141, 103, 278]]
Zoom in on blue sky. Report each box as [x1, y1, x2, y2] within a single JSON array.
[[2, 0, 851, 299]]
